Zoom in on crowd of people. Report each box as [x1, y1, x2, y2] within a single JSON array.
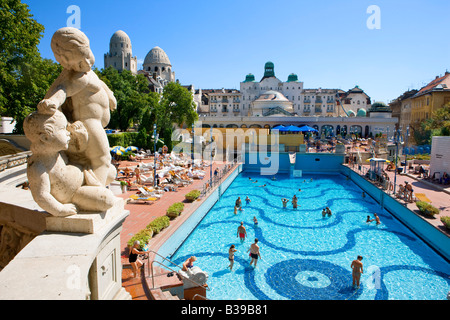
[[115, 148, 209, 199]]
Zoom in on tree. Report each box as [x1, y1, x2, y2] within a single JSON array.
[[95, 67, 159, 131], [424, 103, 450, 137], [156, 82, 198, 151], [0, 0, 62, 133]]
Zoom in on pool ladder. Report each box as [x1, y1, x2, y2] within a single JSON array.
[[146, 250, 210, 293]]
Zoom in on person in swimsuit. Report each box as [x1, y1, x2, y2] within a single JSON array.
[[129, 240, 147, 278], [253, 216, 258, 226], [245, 196, 251, 205], [282, 198, 289, 208], [182, 256, 197, 271], [228, 245, 237, 271], [351, 255, 364, 288], [248, 238, 261, 267], [292, 195, 298, 209], [237, 222, 247, 242]]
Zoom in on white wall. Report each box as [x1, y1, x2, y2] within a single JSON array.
[[430, 136, 450, 176], [0, 117, 16, 133]]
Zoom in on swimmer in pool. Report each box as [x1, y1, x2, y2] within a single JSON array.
[[237, 222, 247, 242], [228, 245, 237, 270], [253, 216, 258, 226], [245, 196, 251, 205], [351, 255, 363, 289], [282, 198, 289, 208]]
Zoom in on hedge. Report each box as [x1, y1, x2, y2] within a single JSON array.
[[127, 229, 154, 248], [416, 201, 439, 217], [185, 190, 201, 202], [166, 202, 185, 219], [441, 216, 450, 230], [146, 216, 170, 235]]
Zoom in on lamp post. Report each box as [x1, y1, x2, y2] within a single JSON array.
[[403, 126, 410, 174], [210, 126, 213, 188], [153, 124, 158, 187], [393, 126, 404, 194], [191, 123, 195, 167]]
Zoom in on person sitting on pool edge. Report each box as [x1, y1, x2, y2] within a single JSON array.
[[182, 256, 197, 271]]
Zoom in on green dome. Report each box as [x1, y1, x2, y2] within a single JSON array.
[[244, 73, 256, 82], [356, 108, 367, 117], [369, 101, 391, 113], [263, 61, 275, 78], [287, 73, 298, 82]]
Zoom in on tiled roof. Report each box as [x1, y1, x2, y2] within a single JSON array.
[[415, 72, 450, 97]]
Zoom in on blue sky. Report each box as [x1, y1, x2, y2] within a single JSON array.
[[23, 0, 450, 103]]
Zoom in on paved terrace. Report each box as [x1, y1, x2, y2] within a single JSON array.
[[347, 163, 450, 234]]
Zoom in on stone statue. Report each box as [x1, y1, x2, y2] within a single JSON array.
[[24, 27, 118, 217], [38, 27, 117, 186]]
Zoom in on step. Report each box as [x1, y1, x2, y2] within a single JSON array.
[[149, 288, 180, 300]]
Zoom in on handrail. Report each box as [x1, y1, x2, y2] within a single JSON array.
[[146, 249, 210, 292], [193, 294, 209, 300]]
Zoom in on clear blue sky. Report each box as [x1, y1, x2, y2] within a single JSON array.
[[23, 0, 450, 103]]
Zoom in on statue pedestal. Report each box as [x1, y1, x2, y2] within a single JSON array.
[[0, 191, 130, 300], [46, 197, 126, 234]]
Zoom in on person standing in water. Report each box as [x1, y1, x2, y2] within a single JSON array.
[[351, 255, 364, 289], [237, 222, 247, 242], [228, 245, 237, 271], [248, 238, 261, 267]]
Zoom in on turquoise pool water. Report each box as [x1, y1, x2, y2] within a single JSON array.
[[170, 172, 450, 300]]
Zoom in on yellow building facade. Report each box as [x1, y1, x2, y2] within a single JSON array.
[[411, 72, 450, 124]]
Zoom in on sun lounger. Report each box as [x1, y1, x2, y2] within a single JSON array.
[[128, 194, 157, 204], [137, 187, 161, 198]]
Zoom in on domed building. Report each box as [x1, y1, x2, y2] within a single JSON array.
[[251, 90, 294, 116], [140, 46, 176, 93], [104, 30, 138, 74]]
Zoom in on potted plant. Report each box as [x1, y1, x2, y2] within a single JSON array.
[[440, 216, 450, 230], [416, 201, 439, 218], [185, 190, 201, 202], [166, 202, 185, 219], [120, 180, 128, 193]]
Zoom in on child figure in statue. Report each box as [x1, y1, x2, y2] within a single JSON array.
[[37, 27, 116, 186], [24, 110, 116, 217]]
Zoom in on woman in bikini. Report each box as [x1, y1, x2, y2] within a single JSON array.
[[228, 245, 237, 270]]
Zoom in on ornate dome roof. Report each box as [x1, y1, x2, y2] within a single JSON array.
[[110, 30, 131, 44], [287, 73, 299, 82], [255, 90, 289, 102], [143, 46, 171, 66], [109, 30, 132, 54], [356, 108, 367, 117]]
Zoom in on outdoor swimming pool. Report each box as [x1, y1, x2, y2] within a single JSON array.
[[170, 172, 450, 300]]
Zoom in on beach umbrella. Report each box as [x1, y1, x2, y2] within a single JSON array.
[[272, 125, 285, 131], [366, 158, 390, 163], [111, 146, 126, 155], [126, 146, 139, 153], [298, 125, 318, 132], [285, 125, 301, 132]]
